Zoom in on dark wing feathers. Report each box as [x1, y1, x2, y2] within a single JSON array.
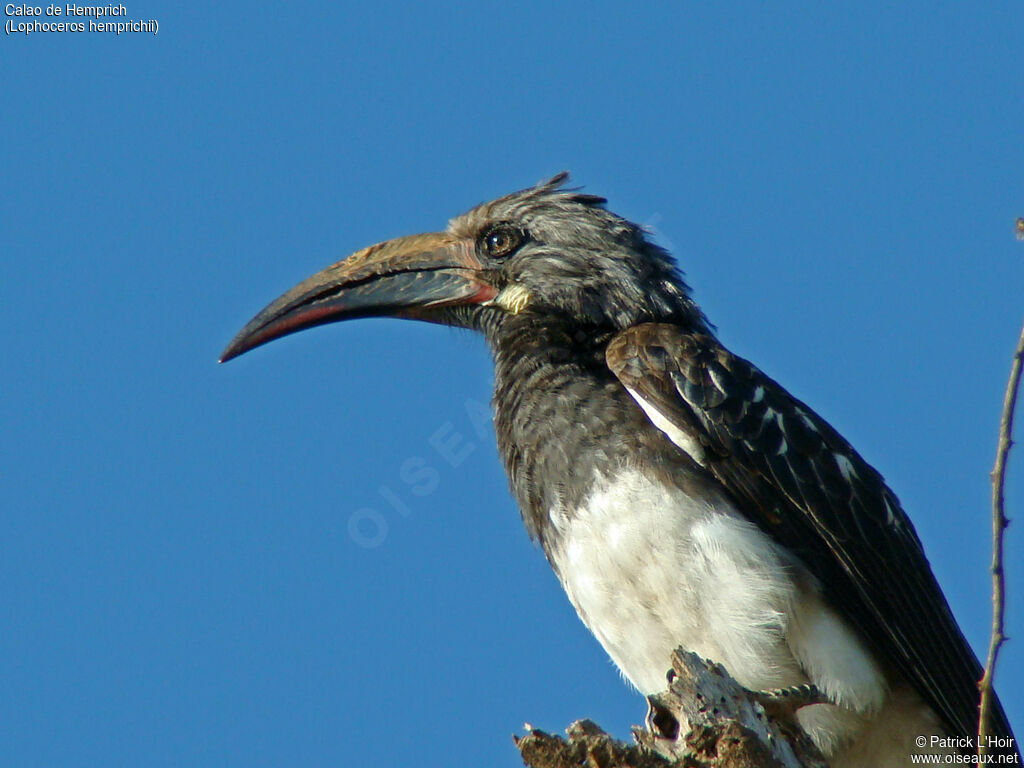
[[606, 323, 1012, 745]]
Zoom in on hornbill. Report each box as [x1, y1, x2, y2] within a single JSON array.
[[222, 174, 1017, 766]]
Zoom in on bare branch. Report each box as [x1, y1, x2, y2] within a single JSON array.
[[978, 223, 1024, 759]]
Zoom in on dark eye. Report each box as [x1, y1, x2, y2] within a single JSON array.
[[481, 225, 523, 259]]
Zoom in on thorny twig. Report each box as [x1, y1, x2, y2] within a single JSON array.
[[978, 220, 1024, 759]]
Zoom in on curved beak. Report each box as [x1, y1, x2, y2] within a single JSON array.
[[220, 232, 495, 363]]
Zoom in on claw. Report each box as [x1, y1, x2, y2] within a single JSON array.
[[751, 684, 827, 718]]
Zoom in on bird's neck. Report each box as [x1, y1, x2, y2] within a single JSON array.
[[487, 315, 631, 547]]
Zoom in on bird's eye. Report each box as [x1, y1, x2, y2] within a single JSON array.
[[481, 225, 523, 259]]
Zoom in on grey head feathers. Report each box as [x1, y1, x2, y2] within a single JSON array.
[[447, 173, 712, 335]]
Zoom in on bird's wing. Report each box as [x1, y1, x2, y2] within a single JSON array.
[[606, 322, 1007, 742]]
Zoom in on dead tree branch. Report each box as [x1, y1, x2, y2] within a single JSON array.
[[516, 650, 826, 768]]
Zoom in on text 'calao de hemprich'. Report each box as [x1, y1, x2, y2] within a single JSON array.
[[5, 4, 158, 35]]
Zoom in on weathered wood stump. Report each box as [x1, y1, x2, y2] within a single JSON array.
[[515, 649, 828, 768]]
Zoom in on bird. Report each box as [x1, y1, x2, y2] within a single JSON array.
[[221, 174, 1017, 767]]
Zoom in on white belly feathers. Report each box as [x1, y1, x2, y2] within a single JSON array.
[[547, 467, 894, 755]]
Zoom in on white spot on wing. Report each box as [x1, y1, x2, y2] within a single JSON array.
[[882, 494, 898, 526], [834, 452, 857, 482], [622, 386, 706, 466], [796, 407, 819, 434]]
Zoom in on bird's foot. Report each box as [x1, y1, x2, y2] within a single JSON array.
[[750, 684, 827, 718]]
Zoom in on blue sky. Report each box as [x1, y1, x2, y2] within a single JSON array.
[[3, 3, 1022, 765]]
